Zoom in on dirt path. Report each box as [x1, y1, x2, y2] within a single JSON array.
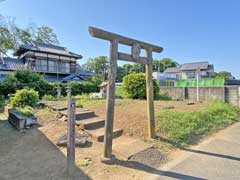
[[0, 116, 90, 180], [0, 112, 162, 180]]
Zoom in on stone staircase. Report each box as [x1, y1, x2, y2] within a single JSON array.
[[57, 106, 123, 142], [46, 102, 153, 159]]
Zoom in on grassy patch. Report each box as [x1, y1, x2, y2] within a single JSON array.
[[156, 100, 240, 147], [77, 158, 92, 168]]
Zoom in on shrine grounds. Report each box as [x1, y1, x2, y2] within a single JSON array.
[[0, 99, 239, 180]]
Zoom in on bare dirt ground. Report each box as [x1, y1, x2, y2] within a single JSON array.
[[0, 100, 208, 180], [84, 99, 208, 138]]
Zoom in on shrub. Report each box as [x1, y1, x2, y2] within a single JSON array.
[[115, 86, 127, 99], [42, 95, 57, 101], [0, 95, 4, 110], [122, 73, 159, 99], [156, 100, 240, 147], [13, 106, 34, 117], [10, 89, 39, 108], [0, 70, 49, 98], [46, 82, 98, 97], [76, 100, 83, 108]]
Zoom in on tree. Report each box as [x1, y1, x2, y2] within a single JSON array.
[[0, 70, 49, 97], [0, 14, 59, 56], [213, 71, 233, 80], [122, 64, 133, 75], [153, 60, 160, 71], [116, 66, 125, 82], [35, 26, 59, 44], [82, 56, 109, 81], [132, 63, 145, 73], [159, 58, 178, 72], [152, 58, 178, 72]]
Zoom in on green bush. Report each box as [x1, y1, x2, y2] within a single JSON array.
[[42, 95, 57, 101], [0, 70, 49, 98], [13, 106, 34, 117], [0, 95, 4, 110], [76, 100, 83, 108], [156, 100, 240, 147], [10, 89, 39, 108], [122, 73, 159, 99], [70, 81, 98, 96], [115, 86, 127, 99]]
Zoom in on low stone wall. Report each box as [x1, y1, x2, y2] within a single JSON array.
[[225, 86, 240, 106], [160, 86, 240, 106], [186, 87, 225, 101], [160, 87, 185, 100]]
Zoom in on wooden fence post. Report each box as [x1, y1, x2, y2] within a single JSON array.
[[67, 98, 76, 177], [103, 39, 118, 158], [145, 48, 155, 138]]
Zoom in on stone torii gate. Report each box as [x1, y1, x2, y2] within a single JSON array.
[[89, 26, 163, 158]]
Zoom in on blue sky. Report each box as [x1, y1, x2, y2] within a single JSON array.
[[1, 0, 240, 77]]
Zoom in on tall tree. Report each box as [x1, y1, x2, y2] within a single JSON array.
[[213, 71, 234, 80], [0, 14, 59, 57], [159, 58, 178, 72], [82, 56, 109, 81], [132, 63, 145, 73], [116, 66, 125, 82], [122, 64, 133, 75], [152, 60, 160, 72], [35, 26, 59, 44]]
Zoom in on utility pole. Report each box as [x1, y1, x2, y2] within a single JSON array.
[[196, 67, 200, 102]]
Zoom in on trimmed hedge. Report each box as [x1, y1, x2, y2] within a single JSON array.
[[46, 82, 99, 97]]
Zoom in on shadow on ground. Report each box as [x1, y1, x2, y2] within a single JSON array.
[[157, 135, 240, 162], [0, 118, 91, 180], [104, 156, 206, 180]]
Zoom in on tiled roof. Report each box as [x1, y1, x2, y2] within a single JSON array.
[[14, 41, 82, 59], [0, 57, 26, 71], [164, 67, 180, 73], [180, 61, 209, 71]]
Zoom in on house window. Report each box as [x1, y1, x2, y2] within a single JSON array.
[[36, 57, 47, 72], [58, 61, 70, 73], [186, 71, 195, 78], [48, 60, 56, 72]]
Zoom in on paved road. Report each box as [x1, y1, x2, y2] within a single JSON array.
[[149, 122, 240, 180]]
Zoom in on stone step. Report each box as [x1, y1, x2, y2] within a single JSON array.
[[76, 117, 105, 130], [85, 127, 123, 142], [47, 104, 68, 111], [112, 136, 153, 160], [59, 108, 95, 120]]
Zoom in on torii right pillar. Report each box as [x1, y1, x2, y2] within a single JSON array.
[[145, 48, 155, 138]]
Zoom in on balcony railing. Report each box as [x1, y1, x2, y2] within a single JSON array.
[[33, 65, 73, 74]]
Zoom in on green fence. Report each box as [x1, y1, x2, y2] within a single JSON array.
[[176, 78, 225, 87]]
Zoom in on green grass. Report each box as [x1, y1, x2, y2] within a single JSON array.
[[156, 100, 240, 147]]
